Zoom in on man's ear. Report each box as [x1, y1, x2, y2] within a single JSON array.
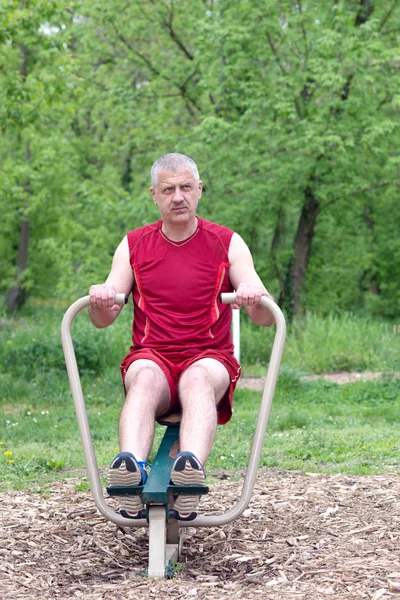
[[150, 187, 157, 204]]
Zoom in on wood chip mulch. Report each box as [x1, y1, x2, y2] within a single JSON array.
[[1, 470, 399, 600]]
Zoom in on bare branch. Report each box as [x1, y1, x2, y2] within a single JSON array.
[[325, 180, 400, 208], [109, 19, 173, 81], [376, 93, 393, 111], [266, 31, 304, 119], [71, 72, 109, 91], [382, 27, 400, 35], [106, 17, 200, 123], [180, 66, 200, 88], [266, 31, 286, 77], [182, 100, 200, 125], [293, 97, 304, 119], [300, 23, 309, 65], [160, 1, 195, 61], [179, 76, 202, 114], [379, 0, 399, 31]]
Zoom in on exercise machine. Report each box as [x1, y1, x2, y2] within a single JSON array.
[[61, 292, 286, 578]]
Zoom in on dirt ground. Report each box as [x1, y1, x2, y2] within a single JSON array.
[[1, 469, 399, 600]]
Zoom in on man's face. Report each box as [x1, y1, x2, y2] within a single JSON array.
[[150, 167, 202, 226]]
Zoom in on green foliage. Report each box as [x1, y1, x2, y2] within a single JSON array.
[[2, 303, 400, 385], [1, 0, 400, 317], [284, 311, 400, 373], [0, 298, 133, 378], [1, 331, 101, 376]]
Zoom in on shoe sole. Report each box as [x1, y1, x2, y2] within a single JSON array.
[[108, 458, 142, 486], [173, 494, 200, 517], [170, 454, 205, 486], [108, 458, 143, 518], [119, 496, 144, 518], [171, 453, 205, 519], [169, 507, 197, 521]]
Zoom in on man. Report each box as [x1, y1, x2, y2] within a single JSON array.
[[89, 153, 274, 521]]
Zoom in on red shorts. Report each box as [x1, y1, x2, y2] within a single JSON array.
[[120, 348, 241, 425]]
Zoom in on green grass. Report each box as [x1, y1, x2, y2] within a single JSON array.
[[241, 311, 400, 374], [0, 302, 399, 492], [1, 367, 399, 491], [212, 373, 400, 476]]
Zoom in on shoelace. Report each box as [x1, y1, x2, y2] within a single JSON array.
[[137, 460, 153, 479]]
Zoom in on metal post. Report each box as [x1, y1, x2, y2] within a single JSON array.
[[148, 506, 168, 578], [232, 307, 240, 363]]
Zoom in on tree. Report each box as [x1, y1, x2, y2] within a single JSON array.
[[1, 0, 399, 319], [184, 0, 400, 318], [0, 0, 74, 311]]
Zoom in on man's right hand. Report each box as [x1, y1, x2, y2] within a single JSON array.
[[89, 284, 120, 311], [87, 236, 133, 328]]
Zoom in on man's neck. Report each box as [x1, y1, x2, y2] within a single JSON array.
[[161, 217, 199, 242]]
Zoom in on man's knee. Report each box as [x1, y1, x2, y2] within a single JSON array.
[[180, 363, 209, 384], [125, 360, 168, 394], [179, 359, 229, 402]]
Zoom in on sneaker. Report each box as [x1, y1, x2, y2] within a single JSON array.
[[108, 452, 148, 519], [170, 451, 206, 521]]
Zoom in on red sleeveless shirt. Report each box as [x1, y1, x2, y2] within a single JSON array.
[[127, 217, 234, 359]]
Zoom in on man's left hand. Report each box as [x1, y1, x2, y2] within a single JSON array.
[[232, 283, 273, 309]]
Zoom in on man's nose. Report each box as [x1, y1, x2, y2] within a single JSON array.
[[172, 187, 184, 202]]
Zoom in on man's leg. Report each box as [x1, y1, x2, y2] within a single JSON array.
[[119, 359, 171, 460], [108, 359, 171, 519], [170, 358, 230, 521], [178, 358, 230, 464]]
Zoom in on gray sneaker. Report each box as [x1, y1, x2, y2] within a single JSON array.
[[170, 451, 206, 521], [108, 452, 148, 519]]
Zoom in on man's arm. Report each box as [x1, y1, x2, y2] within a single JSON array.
[[88, 236, 134, 328], [228, 233, 275, 327]]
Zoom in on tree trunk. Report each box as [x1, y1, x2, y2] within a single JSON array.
[[6, 44, 31, 313], [283, 187, 320, 319], [6, 218, 30, 313], [360, 202, 379, 295], [270, 207, 286, 305], [281, 1, 376, 319], [355, 0, 374, 27]]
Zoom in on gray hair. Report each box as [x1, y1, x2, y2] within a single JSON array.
[[150, 153, 200, 188]]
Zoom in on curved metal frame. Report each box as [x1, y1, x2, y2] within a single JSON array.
[[61, 292, 286, 531]]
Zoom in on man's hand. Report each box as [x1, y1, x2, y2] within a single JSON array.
[[89, 284, 120, 311], [232, 283, 273, 310], [87, 236, 133, 329]]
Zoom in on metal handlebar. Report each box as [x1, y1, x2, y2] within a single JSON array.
[[193, 292, 286, 526], [61, 292, 286, 529], [61, 293, 141, 527]]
